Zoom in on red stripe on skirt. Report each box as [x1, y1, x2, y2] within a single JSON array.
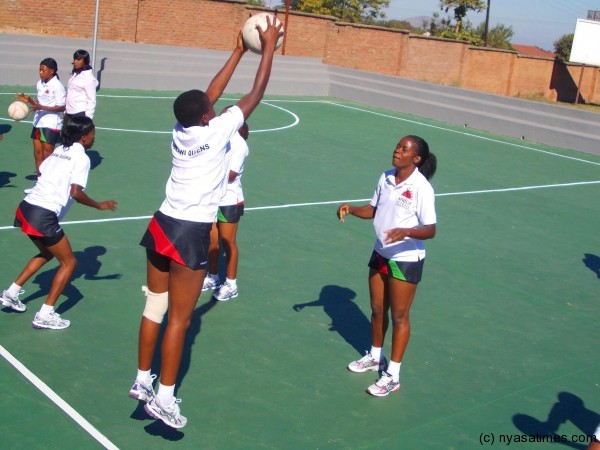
[[15, 205, 44, 237], [148, 217, 185, 266]]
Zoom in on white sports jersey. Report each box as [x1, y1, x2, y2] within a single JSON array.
[[66, 69, 98, 118], [33, 76, 66, 130], [25, 142, 91, 219], [370, 168, 436, 261], [159, 105, 244, 223], [220, 131, 249, 206]]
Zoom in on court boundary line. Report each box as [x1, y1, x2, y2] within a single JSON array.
[[0, 344, 119, 450], [1, 180, 598, 231], [2, 94, 599, 166], [326, 101, 600, 167]]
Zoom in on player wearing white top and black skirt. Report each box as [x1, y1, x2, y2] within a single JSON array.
[[203, 118, 250, 301], [337, 135, 437, 397], [130, 19, 283, 429], [0, 116, 117, 329]]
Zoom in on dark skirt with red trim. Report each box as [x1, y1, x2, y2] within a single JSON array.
[[139, 210, 211, 270]]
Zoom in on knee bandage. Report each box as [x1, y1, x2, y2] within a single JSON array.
[[141, 285, 168, 324]]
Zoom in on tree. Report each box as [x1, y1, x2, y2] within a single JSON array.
[[554, 34, 574, 62], [476, 22, 514, 50], [288, 0, 390, 23], [439, 0, 486, 33]]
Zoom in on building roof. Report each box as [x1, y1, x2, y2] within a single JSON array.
[[512, 44, 556, 58]]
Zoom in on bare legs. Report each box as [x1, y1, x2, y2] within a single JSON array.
[[368, 268, 418, 363]]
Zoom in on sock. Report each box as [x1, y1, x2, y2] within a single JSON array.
[[39, 304, 54, 317], [136, 369, 152, 383], [226, 278, 237, 288], [7, 283, 21, 297], [387, 360, 401, 382], [156, 383, 175, 405], [370, 346, 382, 362]]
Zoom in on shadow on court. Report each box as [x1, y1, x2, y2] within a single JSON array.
[[513, 392, 600, 449], [88, 149, 103, 170], [20, 246, 121, 313], [583, 254, 600, 279], [293, 284, 370, 355], [0, 171, 17, 188]]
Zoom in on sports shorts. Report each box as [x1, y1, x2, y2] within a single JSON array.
[[368, 250, 425, 284], [31, 127, 61, 145], [139, 210, 211, 270], [217, 203, 244, 223], [14, 200, 64, 247]]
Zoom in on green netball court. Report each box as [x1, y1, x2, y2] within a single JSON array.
[[0, 86, 598, 449]]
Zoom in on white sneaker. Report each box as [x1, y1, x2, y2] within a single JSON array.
[[202, 276, 221, 292], [145, 397, 187, 429], [213, 282, 238, 302], [1, 289, 26, 312], [366, 371, 400, 397], [129, 374, 157, 403], [347, 351, 387, 373], [24, 187, 33, 194], [32, 311, 70, 330]]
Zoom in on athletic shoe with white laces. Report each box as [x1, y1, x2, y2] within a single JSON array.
[[347, 351, 387, 373], [202, 276, 221, 292], [1, 289, 26, 312], [129, 374, 157, 403], [366, 371, 400, 397], [213, 282, 238, 302], [24, 188, 33, 194], [32, 311, 70, 330], [145, 397, 187, 429]]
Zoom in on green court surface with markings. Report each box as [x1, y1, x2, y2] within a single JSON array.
[[0, 86, 599, 449]]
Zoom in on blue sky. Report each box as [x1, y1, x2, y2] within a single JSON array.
[[383, 0, 599, 50]]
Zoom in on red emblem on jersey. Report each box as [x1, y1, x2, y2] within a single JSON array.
[[401, 189, 412, 199]]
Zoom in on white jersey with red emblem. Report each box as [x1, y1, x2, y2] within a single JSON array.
[[33, 76, 66, 130], [370, 168, 436, 261], [159, 106, 244, 223]]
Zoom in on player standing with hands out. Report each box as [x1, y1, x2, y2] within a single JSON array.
[[0, 116, 117, 329], [129, 17, 283, 428], [337, 135, 437, 397], [17, 58, 66, 192]]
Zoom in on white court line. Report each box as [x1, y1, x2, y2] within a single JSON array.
[[1, 181, 598, 231], [327, 101, 600, 167], [0, 344, 119, 450]]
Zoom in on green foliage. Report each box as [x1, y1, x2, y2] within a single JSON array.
[[476, 22, 514, 50], [554, 34, 573, 62], [288, 0, 390, 23], [438, 28, 483, 46], [247, 0, 265, 5], [438, 0, 486, 33]]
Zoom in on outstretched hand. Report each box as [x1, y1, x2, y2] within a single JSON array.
[[337, 204, 351, 222], [99, 200, 118, 211], [257, 15, 283, 53]]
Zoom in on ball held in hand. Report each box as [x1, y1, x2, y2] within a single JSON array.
[[242, 12, 284, 54]]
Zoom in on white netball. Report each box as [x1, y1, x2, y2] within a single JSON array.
[[242, 12, 284, 54], [8, 101, 29, 121]]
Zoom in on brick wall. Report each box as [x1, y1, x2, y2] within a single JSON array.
[[1, 0, 598, 104]]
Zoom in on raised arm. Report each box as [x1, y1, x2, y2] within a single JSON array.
[[236, 15, 283, 119], [205, 32, 247, 105]]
